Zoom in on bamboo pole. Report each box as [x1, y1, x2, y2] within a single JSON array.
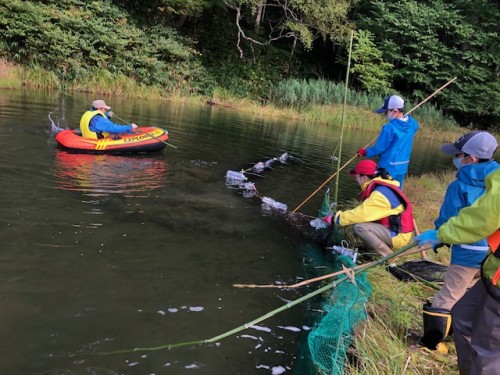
[[291, 77, 458, 213], [75, 242, 419, 357], [334, 30, 354, 205], [234, 244, 431, 289]]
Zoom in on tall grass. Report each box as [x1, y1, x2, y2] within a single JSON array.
[[17, 64, 59, 89], [0, 58, 469, 141], [0, 59, 20, 88], [269, 79, 459, 131]]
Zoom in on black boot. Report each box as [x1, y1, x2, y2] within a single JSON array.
[[420, 302, 452, 352]]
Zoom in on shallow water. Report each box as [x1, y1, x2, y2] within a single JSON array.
[[0, 89, 452, 374]]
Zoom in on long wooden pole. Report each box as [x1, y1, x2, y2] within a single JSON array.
[[292, 76, 458, 213], [334, 30, 354, 205], [75, 242, 420, 357], [234, 244, 431, 289]]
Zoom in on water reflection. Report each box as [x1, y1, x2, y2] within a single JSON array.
[[52, 151, 168, 195]]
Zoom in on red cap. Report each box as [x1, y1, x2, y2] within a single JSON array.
[[348, 159, 377, 176]]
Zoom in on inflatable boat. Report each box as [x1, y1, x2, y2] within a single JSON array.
[[55, 126, 169, 153]]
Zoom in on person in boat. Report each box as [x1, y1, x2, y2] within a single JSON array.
[[356, 95, 419, 189], [415, 169, 499, 374], [415, 131, 499, 354], [324, 159, 415, 257], [80, 99, 138, 139]]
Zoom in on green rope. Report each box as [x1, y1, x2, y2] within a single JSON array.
[[73, 242, 419, 357]]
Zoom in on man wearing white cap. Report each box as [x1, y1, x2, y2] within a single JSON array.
[[80, 99, 138, 139], [415, 131, 499, 354], [357, 95, 419, 189]]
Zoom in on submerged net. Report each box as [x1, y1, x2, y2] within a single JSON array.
[[306, 253, 372, 374]]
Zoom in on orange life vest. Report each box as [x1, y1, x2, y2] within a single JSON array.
[[359, 179, 415, 234]]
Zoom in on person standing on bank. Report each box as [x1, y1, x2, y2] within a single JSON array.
[[80, 99, 138, 139], [417, 131, 499, 354], [357, 95, 419, 189], [323, 159, 415, 257], [415, 169, 499, 375]]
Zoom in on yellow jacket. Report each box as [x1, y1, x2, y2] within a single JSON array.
[[335, 177, 413, 249]]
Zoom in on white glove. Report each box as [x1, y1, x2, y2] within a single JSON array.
[[131, 123, 138, 130]]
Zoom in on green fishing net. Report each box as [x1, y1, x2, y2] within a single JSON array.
[[308, 254, 371, 374], [298, 242, 372, 374]]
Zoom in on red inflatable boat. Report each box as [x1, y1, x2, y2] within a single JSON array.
[[55, 126, 169, 153]]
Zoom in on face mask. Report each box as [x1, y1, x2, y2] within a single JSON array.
[[453, 157, 464, 169]]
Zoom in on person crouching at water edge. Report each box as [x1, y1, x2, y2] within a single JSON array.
[[323, 159, 414, 257], [80, 99, 138, 139]]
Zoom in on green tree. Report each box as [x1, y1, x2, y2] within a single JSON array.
[[351, 29, 393, 93], [353, 0, 499, 127], [223, 0, 352, 57]]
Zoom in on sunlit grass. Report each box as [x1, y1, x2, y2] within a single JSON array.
[[0, 59, 20, 88], [17, 64, 59, 89]]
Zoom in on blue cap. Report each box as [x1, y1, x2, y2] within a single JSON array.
[[375, 95, 404, 114]]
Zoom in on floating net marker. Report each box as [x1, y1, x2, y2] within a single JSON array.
[[261, 196, 288, 213], [225, 170, 247, 186]]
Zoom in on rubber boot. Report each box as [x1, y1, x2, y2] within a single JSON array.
[[420, 302, 452, 353]]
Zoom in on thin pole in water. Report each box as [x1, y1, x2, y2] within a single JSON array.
[[334, 30, 354, 205]]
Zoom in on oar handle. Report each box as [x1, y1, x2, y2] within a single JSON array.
[[113, 114, 177, 149]]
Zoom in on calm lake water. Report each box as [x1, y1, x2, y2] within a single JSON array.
[[0, 89, 452, 374]]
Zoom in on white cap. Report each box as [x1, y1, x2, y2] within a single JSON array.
[[441, 131, 498, 159], [375, 95, 405, 113]]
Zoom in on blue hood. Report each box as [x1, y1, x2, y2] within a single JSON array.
[[391, 116, 419, 134], [365, 115, 419, 175], [456, 160, 500, 188]]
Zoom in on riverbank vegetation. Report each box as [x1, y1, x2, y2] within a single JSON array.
[[0, 0, 498, 130]]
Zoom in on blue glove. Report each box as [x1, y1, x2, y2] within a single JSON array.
[[414, 230, 440, 247]]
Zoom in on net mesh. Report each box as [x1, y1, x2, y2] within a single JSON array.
[[305, 252, 372, 374]]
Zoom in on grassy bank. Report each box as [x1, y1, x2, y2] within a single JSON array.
[[346, 171, 457, 374]]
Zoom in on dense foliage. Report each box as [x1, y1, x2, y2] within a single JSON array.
[[0, 0, 211, 93], [0, 0, 498, 128], [353, 0, 499, 127]]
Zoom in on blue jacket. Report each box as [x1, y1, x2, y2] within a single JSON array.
[[365, 115, 419, 175], [89, 115, 134, 134], [434, 161, 500, 268]]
